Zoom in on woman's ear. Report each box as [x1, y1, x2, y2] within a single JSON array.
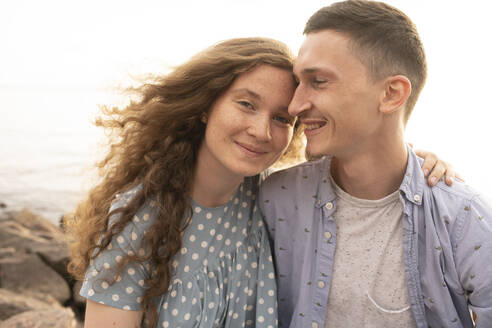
[[201, 113, 208, 124], [379, 75, 412, 115]]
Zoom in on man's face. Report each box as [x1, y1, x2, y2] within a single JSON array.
[[289, 30, 385, 159]]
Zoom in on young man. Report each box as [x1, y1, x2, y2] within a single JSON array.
[[260, 1, 492, 327]]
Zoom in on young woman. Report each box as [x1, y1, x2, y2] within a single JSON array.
[[66, 37, 453, 328]]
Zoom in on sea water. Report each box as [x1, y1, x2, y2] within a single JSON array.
[[0, 87, 107, 224]]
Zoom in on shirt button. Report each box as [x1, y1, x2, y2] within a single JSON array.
[[324, 231, 332, 240], [325, 202, 333, 210], [312, 322, 319, 328], [414, 194, 421, 202], [317, 280, 325, 288]]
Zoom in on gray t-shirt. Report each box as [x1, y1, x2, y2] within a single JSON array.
[[80, 176, 278, 327], [325, 176, 416, 327]]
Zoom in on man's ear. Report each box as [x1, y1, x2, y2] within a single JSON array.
[[379, 75, 412, 115]]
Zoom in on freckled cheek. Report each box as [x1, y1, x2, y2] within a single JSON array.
[[273, 129, 292, 154], [227, 114, 250, 132], [209, 116, 241, 138], [204, 126, 228, 148]]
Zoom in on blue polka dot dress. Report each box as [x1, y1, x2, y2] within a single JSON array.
[[80, 176, 278, 327]]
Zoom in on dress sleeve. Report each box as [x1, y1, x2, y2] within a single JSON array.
[[253, 220, 278, 327], [454, 194, 492, 326], [79, 194, 155, 311]]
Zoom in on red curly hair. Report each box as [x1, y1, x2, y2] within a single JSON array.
[[65, 37, 304, 327]]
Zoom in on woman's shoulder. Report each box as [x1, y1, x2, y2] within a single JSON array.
[[108, 184, 158, 224], [105, 185, 161, 249], [110, 184, 143, 212]]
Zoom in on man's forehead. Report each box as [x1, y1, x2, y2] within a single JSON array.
[[293, 64, 338, 80], [294, 31, 361, 75], [294, 41, 336, 75]]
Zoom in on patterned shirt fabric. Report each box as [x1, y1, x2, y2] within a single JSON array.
[[324, 176, 416, 328], [80, 176, 278, 328], [259, 147, 492, 328]]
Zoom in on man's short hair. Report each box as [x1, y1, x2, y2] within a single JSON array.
[[305, 0, 427, 122]]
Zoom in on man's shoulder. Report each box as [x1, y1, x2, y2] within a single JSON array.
[[425, 177, 481, 204], [259, 157, 333, 215], [420, 176, 492, 236], [263, 156, 332, 188], [407, 151, 483, 210]]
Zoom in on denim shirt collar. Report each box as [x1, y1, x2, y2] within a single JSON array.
[[316, 146, 425, 208], [315, 155, 337, 209], [399, 145, 425, 206]]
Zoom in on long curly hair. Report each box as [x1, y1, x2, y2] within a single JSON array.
[[65, 37, 304, 327]]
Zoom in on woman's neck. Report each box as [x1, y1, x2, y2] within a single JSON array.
[[191, 149, 244, 208]]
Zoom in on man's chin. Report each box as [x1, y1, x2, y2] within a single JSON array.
[[305, 148, 328, 161]]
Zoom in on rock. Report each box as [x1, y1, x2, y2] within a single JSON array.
[[0, 220, 50, 251], [0, 209, 83, 325], [0, 253, 71, 304], [0, 210, 70, 280], [0, 248, 15, 260], [0, 308, 77, 328], [7, 209, 66, 242], [35, 243, 71, 282], [0, 210, 68, 252], [0, 288, 56, 321]]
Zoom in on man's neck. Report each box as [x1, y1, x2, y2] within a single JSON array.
[[330, 139, 408, 200]]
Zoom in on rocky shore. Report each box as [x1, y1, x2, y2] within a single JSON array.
[[0, 205, 85, 328]]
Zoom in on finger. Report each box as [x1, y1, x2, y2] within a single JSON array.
[[455, 172, 465, 182], [408, 142, 414, 148], [427, 161, 446, 186], [444, 166, 456, 186], [420, 152, 438, 178]]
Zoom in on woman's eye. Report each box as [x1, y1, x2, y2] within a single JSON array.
[[238, 101, 254, 109], [274, 115, 293, 125]]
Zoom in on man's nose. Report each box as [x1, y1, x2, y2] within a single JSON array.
[[288, 85, 312, 117]]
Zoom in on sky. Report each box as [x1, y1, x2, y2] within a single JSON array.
[[1, 0, 491, 202]]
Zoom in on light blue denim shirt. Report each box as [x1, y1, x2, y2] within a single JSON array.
[[259, 148, 492, 328]]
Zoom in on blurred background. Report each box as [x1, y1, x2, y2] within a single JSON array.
[[1, 0, 491, 224]]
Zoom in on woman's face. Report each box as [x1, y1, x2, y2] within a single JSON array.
[[199, 64, 296, 180]]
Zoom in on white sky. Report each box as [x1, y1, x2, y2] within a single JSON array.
[[1, 0, 491, 200]]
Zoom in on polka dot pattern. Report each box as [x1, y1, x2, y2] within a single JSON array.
[[79, 176, 277, 327]]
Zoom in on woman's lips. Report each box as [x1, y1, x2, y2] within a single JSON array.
[[235, 142, 267, 157]]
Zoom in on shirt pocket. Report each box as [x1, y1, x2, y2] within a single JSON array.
[[364, 291, 416, 327]]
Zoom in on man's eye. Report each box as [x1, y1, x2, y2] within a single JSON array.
[[313, 79, 327, 86]]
